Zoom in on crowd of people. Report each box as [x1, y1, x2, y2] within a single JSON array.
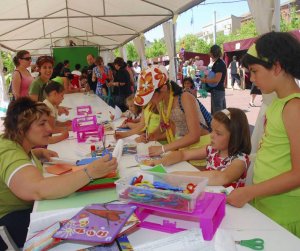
[[0, 31, 300, 248]]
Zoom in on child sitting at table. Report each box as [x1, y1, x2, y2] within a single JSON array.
[[144, 108, 251, 188], [43, 81, 70, 144], [227, 31, 300, 238], [115, 103, 160, 143], [119, 94, 143, 128]]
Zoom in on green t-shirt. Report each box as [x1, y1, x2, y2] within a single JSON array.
[[29, 77, 47, 102], [252, 93, 300, 237], [0, 137, 42, 218]]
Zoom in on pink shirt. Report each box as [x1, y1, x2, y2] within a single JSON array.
[[20, 74, 34, 97]]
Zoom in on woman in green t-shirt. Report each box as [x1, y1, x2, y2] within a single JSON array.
[[0, 97, 117, 248]]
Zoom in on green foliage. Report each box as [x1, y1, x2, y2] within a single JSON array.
[[145, 39, 167, 58], [1, 51, 14, 72], [126, 43, 139, 61], [114, 48, 121, 58], [280, 6, 300, 31]]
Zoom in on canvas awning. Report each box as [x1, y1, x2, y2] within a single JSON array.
[[0, 0, 204, 55]]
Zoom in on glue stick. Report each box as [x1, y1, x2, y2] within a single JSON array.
[[90, 145, 96, 158]]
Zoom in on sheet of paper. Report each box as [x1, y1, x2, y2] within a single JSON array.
[[134, 228, 215, 251], [114, 106, 123, 120]]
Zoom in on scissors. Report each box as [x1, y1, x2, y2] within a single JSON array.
[[101, 135, 112, 160], [235, 238, 264, 250], [131, 175, 143, 185]]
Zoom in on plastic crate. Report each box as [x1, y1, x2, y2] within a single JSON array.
[[115, 171, 208, 213], [76, 124, 104, 143], [72, 115, 98, 132], [130, 192, 226, 241]]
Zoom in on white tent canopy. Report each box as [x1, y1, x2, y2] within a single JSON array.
[[0, 0, 203, 55]]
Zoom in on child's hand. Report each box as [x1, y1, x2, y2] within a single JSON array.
[[226, 187, 253, 208]]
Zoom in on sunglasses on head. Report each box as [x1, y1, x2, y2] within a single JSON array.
[[21, 57, 32, 61]]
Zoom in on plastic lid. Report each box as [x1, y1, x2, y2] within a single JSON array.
[[90, 145, 96, 151]]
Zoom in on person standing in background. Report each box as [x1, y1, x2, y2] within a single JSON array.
[[11, 51, 34, 100], [201, 45, 227, 114], [86, 54, 97, 93], [228, 55, 241, 89]]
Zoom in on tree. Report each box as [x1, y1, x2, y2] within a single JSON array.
[[177, 34, 199, 52], [126, 43, 139, 61], [145, 39, 167, 58], [1, 51, 14, 72]]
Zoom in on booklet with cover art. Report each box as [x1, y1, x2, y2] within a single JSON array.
[[53, 204, 136, 244]]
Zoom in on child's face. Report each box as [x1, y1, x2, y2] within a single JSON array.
[[127, 100, 137, 114], [249, 64, 274, 94], [210, 119, 230, 153], [39, 62, 53, 80], [183, 81, 193, 90], [52, 91, 64, 105]]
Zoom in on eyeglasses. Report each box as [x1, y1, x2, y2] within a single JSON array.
[[21, 57, 32, 61]]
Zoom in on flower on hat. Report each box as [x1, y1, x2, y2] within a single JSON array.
[[134, 65, 168, 106], [153, 67, 167, 88]]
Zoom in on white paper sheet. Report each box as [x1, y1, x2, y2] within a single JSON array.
[[114, 105, 123, 120]]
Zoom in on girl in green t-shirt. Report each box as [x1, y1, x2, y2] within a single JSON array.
[[227, 31, 300, 238]]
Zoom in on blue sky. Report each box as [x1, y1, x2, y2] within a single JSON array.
[[145, 0, 287, 42]]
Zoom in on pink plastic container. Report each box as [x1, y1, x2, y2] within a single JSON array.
[[72, 115, 104, 143], [76, 124, 104, 143], [130, 192, 226, 241], [77, 105, 92, 115], [72, 115, 98, 132]]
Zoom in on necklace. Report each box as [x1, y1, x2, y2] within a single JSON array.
[[159, 89, 174, 143]]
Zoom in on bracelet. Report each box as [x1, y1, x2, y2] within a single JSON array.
[[161, 145, 165, 154], [83, 167, 94, 182]]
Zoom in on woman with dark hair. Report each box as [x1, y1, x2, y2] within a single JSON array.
[[0, 97, 117, 248], [134, 65, 211, 168], [92, 56, 112, 99], [11, 50, 34, 99], [110, 57, 132, 111], [201, 45, 227, 114]]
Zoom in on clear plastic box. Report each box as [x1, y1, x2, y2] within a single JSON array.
[[115, 171, 208, 213]]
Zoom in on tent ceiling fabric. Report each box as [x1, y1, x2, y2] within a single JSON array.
[[0, 0, 204, 55]]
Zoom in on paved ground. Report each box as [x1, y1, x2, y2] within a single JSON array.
[[198, 88, 261, 135], [0, 88, 261, 134]]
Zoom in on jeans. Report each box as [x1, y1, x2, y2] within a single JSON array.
[[211, 89, 226, 114], [231, 73, 241, 87]]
